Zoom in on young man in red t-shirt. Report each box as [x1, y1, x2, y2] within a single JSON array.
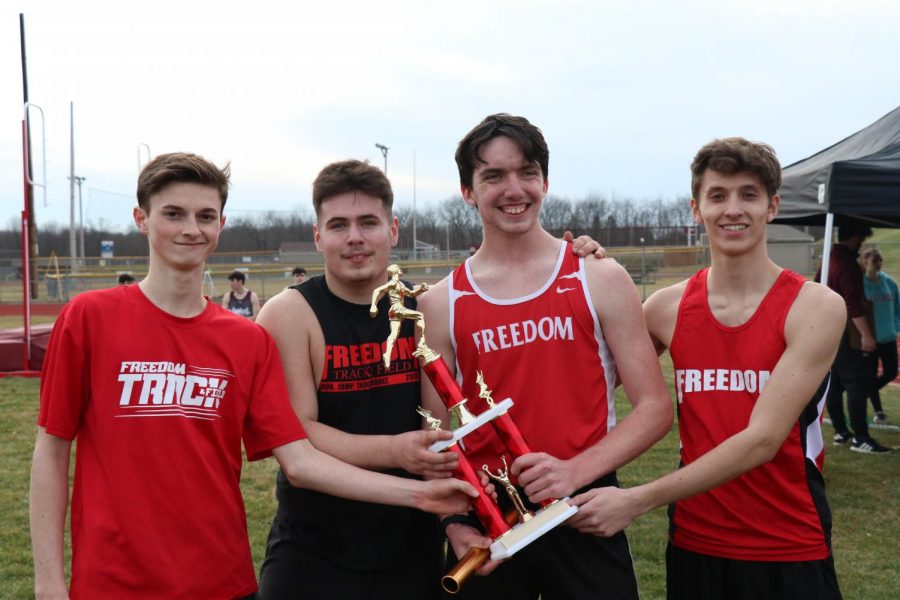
[[29, 152, 478, 599], [586, 138, 846, 599]]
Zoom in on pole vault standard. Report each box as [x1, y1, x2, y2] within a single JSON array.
[[18, 13, 43, 375]]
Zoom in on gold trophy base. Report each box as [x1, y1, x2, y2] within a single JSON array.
[[489, 499, 577, 560]]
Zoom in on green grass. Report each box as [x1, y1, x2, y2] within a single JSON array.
[[3, 364, 899, 599]]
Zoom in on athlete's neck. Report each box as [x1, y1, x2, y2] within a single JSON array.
[[468, 229, 561, 299], [323, 271, 387, 305], [705, 253, 783, 327], [139, 266, 208, 318]]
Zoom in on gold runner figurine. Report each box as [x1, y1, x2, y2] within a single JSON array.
[[370, 264, 437, 368]]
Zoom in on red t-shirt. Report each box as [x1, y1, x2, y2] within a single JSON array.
[[449, 242, 615, 474], [38, 285, 306, 599], [669, 268, 832, 561]]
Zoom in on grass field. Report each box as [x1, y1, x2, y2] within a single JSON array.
[[2, 356, 898, 599]]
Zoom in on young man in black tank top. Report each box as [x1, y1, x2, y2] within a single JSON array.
[[222, 270, 260, 320], [254, 159, 604, 599]]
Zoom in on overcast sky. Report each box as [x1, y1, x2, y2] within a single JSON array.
[[3, 0, 899, 234]]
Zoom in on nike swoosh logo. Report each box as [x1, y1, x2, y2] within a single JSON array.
[[556, 286, 576, 294]]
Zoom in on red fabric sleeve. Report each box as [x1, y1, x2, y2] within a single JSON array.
[[38, 303, 88, 440], [242, 330, 307, 461]]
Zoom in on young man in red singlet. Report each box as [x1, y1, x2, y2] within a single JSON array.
[[419, 114, 674, 599], [29, 153, 478, 600], [586, 138, 846, 599]]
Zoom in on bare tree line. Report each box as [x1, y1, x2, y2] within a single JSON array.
[[0, 194, 694, 258]]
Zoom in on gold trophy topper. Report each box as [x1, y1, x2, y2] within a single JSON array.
[[416, 406, 443, 431], [369, 264, 438, 368], [476, 370, 496, 408]]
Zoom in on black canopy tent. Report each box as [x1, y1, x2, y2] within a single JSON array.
[[775, 105, 900, 227], [774, 106, 900, 284]]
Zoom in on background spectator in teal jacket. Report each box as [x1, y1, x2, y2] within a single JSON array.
[[862, 248, 900, 424]]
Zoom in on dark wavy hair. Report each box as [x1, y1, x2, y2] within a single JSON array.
[[455, 113, 549, 190]]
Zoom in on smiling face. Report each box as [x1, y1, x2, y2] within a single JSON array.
[[133, 182, 225, 272], [691, 169, 778, 257], [462, 136, 549, 238], [314, 191, 398, 297]]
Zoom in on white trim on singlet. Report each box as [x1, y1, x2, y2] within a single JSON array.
[[462, 241, 567, 305], [447, 282, 471, 388], [805, 374, 829, 465], [577, 256, 618, 431]]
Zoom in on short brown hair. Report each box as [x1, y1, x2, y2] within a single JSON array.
[[312, 160, 393, 217], [136, 152, 230, 212], [455, 113, 549, 190], [691, 138, 781, 199]]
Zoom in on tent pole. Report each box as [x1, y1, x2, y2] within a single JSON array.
[[820, 213, 834, 287]]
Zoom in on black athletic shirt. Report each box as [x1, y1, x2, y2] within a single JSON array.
[[273, 274, 440, 570]]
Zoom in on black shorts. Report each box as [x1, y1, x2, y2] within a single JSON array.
[[257, 513, 442, 600], [445, 474, 639, 600], [666, 543, 842, 600]]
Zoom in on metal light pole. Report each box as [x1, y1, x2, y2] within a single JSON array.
[[640, 237, 647, 301], [412, 150, 417, 261], [375, 143, 389, 175], [69, 101, 77, 274], [75, 176, 86, 263]]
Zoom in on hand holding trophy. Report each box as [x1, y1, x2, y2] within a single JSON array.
[[373, 265, 578, 593]]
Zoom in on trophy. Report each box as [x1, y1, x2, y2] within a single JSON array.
[[372, 265, 578, 593]]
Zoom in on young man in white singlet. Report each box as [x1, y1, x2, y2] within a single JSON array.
[[586, 138, 846, 599], [29, 152, 479, 599], [419, 114, 673, 599]]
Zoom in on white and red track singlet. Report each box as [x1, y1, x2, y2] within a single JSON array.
[[449, 242, 616, 474], [669, 268, 833, 561]]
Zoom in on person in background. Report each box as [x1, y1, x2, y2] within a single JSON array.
[[292, 266, 307, 285], [862, 247, 900, 424], [117, 273, 136, 285], [816, 221, 890, 453], [222, 269, 261, 320]]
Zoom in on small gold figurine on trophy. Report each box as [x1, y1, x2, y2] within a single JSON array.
[[482, 457, 533, 522], [476, 371, 497, 409], [416, 406, 443, 431]]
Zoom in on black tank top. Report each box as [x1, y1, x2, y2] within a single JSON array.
[[226, 291, 253, 317], [274, 274, 440, 569]]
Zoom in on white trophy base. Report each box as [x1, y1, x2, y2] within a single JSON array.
[[428, 398, 514, 453], [489, 499, 578, 560]]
